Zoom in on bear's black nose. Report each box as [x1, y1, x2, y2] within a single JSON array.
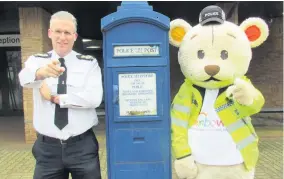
[[204, 65, 220, 76]]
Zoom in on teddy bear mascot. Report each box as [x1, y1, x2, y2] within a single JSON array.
[[169, 5, 269, 179]]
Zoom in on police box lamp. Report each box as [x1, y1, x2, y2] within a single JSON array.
[[199, 5, 226, 25]]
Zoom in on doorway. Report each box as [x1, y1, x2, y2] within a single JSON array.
[[0, 47, 23, 115], [0, 47, 25, 143]]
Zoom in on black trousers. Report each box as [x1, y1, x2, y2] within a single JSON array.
[[32, 129, 101, 179]]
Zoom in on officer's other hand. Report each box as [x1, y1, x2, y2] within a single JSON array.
[[53, 96, 60, 104], [39, 81, 51, 101], [36, 59, 65, 79]]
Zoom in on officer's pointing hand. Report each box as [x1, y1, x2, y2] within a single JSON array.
[[36, 59, 65, 80]]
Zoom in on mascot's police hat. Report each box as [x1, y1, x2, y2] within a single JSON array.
[[199, 5, 226, 25]]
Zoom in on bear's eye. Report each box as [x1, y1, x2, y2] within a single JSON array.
[[197, 50, 205, 59], [221, 50, 228, 60]]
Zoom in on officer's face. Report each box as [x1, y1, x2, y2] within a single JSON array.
[[48, 19, 78, 57]]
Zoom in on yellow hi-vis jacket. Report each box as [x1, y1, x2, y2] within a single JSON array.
[[171, 77, 265, 171]]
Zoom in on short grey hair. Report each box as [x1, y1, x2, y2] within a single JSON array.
[[50, 11, 77, 32]]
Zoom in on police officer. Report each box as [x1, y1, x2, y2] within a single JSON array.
[[18, 11, 103, 179]]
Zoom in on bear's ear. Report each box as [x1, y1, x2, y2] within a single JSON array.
[[169, 19, 192, 47], [240, 17, 269, 48]]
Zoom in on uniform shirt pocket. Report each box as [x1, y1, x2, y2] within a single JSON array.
[[67, 70, 86, 93]]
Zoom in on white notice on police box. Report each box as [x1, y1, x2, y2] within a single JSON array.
[[119, 73, 157, 116]]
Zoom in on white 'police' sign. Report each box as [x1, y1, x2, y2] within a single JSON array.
[[114, 45, 159, 57]]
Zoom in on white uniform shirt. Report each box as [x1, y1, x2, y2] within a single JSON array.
[[18, 50, 103, 140], [188, 89, 243, 165]]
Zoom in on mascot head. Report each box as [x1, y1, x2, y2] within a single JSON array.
[[169, 5, 269, 89]]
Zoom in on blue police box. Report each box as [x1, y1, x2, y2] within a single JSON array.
[[101, 2, 171, 179]]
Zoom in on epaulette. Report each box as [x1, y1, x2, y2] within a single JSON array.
[[33, 53, 51, 58], [76, 55, 94, 61]]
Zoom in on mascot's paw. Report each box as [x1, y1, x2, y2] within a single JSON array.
[[226, 78, 258, 106], [174, 156, 198, 179]]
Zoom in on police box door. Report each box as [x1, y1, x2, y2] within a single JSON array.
[[108, 67, 171, 179]]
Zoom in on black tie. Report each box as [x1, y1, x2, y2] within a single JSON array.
[[54, 58, 68, 130]]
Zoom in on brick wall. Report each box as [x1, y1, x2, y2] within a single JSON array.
[[19, 7, 52, 144], [247, 16, 283, 120]]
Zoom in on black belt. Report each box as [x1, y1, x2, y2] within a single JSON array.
[[37, 129, 93, 145]]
